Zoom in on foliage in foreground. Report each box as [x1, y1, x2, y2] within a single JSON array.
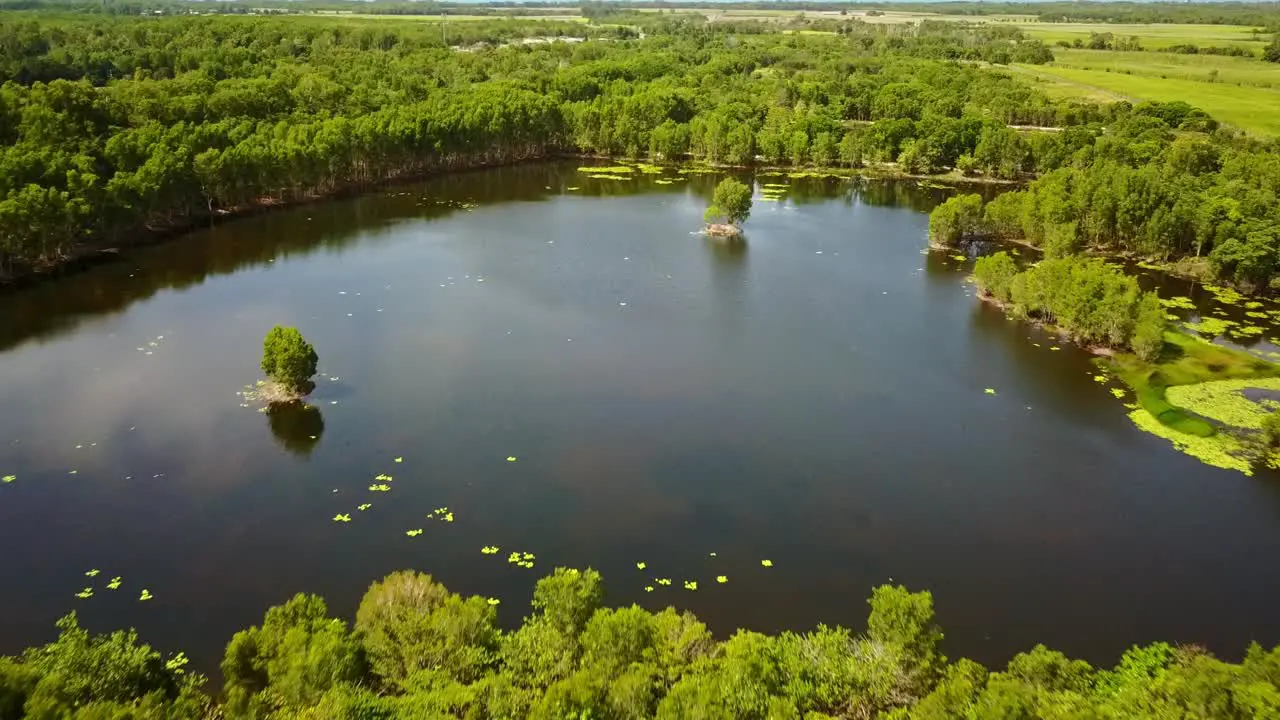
[[4, 568, 1280, 719], [974, 252, 1163, 360], [261, 326, 318, 395]]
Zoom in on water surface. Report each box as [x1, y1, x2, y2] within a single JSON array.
[[2, 162, 1279, 673]]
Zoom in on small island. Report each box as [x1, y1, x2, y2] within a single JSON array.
[[704, 178, 753, 239], [257, 325, 320, 405]]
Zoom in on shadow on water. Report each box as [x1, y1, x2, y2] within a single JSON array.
[[0, 162, 584, 354], [0, 165, 960, 356], [266, 402, 326, 458]]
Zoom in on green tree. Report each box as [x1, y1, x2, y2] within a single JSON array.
[[973, 251, 1019, 303], [355, 571, 499, 689], [6, 613, 205, 720], [705, 177, 753, 227], [222, 594, 364, 718], [928, 194, 986, 247], [261, 325, 319, 394], [1210, 230, 1277, 288]]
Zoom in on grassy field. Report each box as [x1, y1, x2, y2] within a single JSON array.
[[1015, 22, 1268, 51], [1013, 47, 1280, 134], [1016, 62, 1280, 135], [310, 12, 584, 22], [1050, 49, 1280, 88]]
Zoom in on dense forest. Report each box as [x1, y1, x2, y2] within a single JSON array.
[[0, 11, 1088, 280], [3, 567, 1280, 719], [2, 8, 1280, 286], [930, 115, 1280, 290]]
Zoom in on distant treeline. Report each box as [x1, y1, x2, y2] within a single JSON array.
[[6, 0, 1280, 27], [0, 14, 1067, 278]]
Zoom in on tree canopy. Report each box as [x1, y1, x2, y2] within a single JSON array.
[[3, 568, 1280, 719], [262, 326, 318, 394], [705, 177, 752, 227]]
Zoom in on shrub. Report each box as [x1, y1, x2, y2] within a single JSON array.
[[928, 194, 986, 247], [261, 326, 319, 394], [973, 251, 1019, 303], [705, 178, 753, 226]]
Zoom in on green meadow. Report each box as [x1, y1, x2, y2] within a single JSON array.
[[1015, 61, 1280, 135]]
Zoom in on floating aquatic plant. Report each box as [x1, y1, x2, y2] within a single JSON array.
[[656, 578, 672, 586], [139, 589, 153, 601], [333, 514, 352, 523], [716, 575, 728, 584], [107, 577, 122, 590], [481, 546, 500, 555], [487, 598, 501, 606], [1127, 408, 1252, 475], [85, 569, 100, 577], [984, 388, 996, 395], [368, 484, 390, 492], [952, 255, 967, 262], [683, 581, 698, 591], [394, 457, 403, 463], [578, 165, 634, 175], [1, 475, 14, 483], [506, 456, 517, 462], [358, 504, 372, 511], [644, 586, 654, 592], [406, 529, 423, 537], [1159, 296, 1196, 310], [761, 560, 773, 567], [1110, 388, 1126, 399], [75, 588, 93, 599], [636, 562, 646, 570], [1165, 377, 1280, 430]]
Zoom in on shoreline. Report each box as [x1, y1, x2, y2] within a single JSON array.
[[0, 156, 1023, 294]]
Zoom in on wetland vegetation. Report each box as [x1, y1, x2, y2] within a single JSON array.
[[6, 0, 1280, 716]]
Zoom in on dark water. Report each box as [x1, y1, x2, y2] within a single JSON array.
[[2, 162, 1280, 676]]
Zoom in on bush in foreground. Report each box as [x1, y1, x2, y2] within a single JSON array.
[[4, 568, 1280, 719]]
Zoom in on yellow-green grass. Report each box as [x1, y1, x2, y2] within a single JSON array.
[[321, 13, 586, 22], [1016, 63, 1280, 135], [1113, 331, 1279, 437], [1017, 22, 1268, 50], [1051, 49, 1280, 89], [1008, 65, 1130, 102]]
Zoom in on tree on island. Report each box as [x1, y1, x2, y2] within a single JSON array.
[[261, 326, 318, 397], [704, 178, 753, 235]]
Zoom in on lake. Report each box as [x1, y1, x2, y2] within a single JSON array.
[[2, 161, 1279, 674]]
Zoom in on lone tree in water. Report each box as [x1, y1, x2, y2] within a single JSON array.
[[262, 326, 318, 396], [705, 178, 753, 233]]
